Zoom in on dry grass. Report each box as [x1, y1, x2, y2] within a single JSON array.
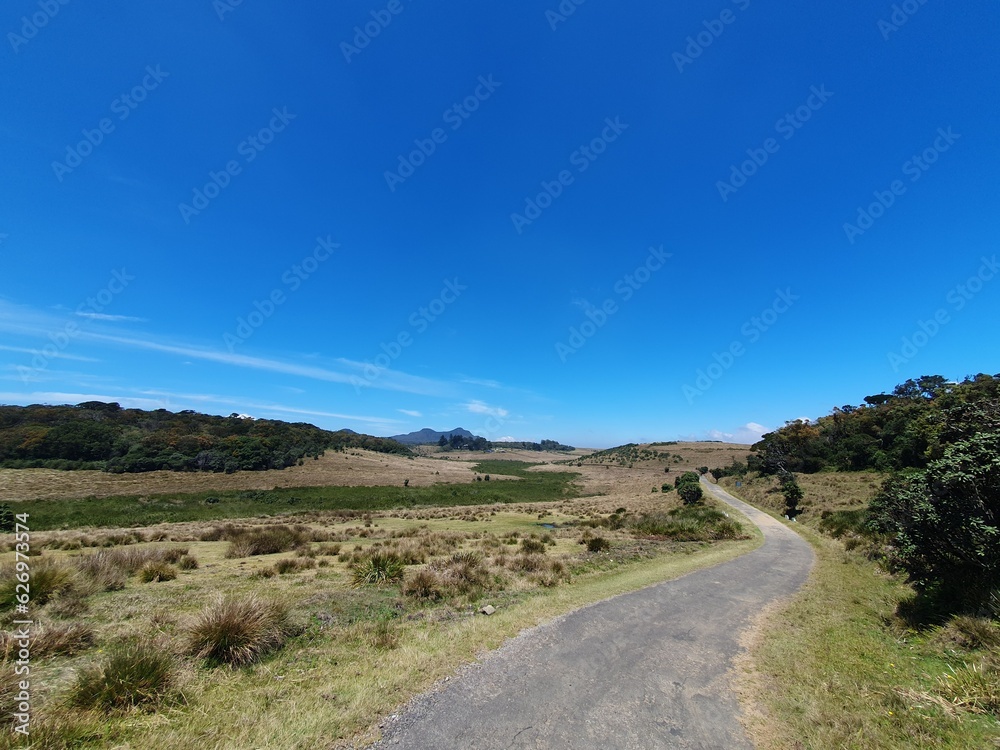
[[186, 594, 292, 667], [0, 448, 493, 502]]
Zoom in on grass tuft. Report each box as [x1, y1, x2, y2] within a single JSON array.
[[351, 553, 405, 588], [70, 641, 174, 711], [187, 594, 292, 666]]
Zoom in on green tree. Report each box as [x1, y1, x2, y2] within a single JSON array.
[[867, 430, 1000, 611], [678, 483, 703, 505]]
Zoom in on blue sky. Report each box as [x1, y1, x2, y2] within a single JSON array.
[[1, 1, 998, 448]]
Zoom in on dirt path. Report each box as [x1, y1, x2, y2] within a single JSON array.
[[368, 479, 813, 749]]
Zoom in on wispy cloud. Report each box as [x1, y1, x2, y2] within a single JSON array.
[[137, 389, 403, 427], [0, 344, 99, 362], [464, 400, 509, 419], [398, 409, 422, 417], [75, 312, 146, 322]]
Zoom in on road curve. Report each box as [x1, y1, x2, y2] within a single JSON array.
[[369, 480, 814, 749]]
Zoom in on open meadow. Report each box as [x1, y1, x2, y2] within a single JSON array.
[[0, 443, 760, 749]]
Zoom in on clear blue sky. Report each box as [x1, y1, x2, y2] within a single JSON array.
[[2, 1, 998, 448]]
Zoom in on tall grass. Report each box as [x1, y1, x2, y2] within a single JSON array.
[[70, 641, 175, 711], [187, 594, 292, 666]]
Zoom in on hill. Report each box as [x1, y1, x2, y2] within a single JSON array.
[[0, 401, 410, 473], [390, 427, 474, 445]]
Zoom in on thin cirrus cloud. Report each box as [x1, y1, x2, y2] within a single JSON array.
[[74, 312, 147, 322], [397, 409, 423, 417]]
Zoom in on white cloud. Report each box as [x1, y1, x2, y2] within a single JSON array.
[[704, 422, 770, 444], [0, 344, 99, 362], [464, 400, 509, 418], [398, 409, 422, 417]]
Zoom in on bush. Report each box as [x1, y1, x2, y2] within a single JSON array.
[[868, 430, 1000, 610], [678, 483, 703, 505], [586, 537, 610, 553], [177, 555, 199, 570], [71, 642, 174, 711], [187, 594, 291, 666], [520, 538, 547, 554], [138, 562, 177, 583], [351, 553, 405, 587]]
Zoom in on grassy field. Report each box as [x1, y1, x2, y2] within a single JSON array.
[[3, 462, 580, 531], [720, 476, 1000, 749], [0, 456, 761, 749]]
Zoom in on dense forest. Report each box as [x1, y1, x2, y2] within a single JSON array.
[[0, 402, 411, 473], [747, 373, 1000, 475]]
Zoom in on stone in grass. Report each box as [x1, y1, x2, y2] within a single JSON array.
[[479, 604, 496, 616]]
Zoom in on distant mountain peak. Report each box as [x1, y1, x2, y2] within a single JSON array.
[[390, 427, 474, 444]]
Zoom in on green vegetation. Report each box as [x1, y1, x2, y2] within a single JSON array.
[[749, 373, 998, 474], [187, 594, 293, 667], [568, 443, 683, 467], [674, 470, 704, 504], [8, 462, 581, 530], [0, 401, 410, 474], [70, 642, 176, 711], [869, 430, 1000, 612], [738, 519, 1000, 749]]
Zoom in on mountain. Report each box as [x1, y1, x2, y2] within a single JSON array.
[[390, 427, 475, 445]]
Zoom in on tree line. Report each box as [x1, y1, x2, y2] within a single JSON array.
[[0, 402, 411, 473]]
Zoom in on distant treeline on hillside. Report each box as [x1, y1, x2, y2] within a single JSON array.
[[435, 434, 574, 452], [0, 402, 411, 473], [747, 373, 999, 475]]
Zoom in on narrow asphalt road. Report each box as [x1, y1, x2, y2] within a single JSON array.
[[369, 480, 814, 749]]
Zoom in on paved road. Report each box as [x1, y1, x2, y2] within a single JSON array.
[[370, 480, 814, 749]]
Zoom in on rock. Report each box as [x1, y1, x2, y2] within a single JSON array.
[[479, 604, 496, 616]]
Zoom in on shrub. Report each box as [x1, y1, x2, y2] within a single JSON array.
[[138, 562, 177, 583], [177, 555, 198, 570], [70, 642, 174, 711], [351, 553, 405, 587], [586, 537, 610, 553], [520, 538, 547, 554], [678, 483, 703, 505], [187, 594, 291, 666]]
